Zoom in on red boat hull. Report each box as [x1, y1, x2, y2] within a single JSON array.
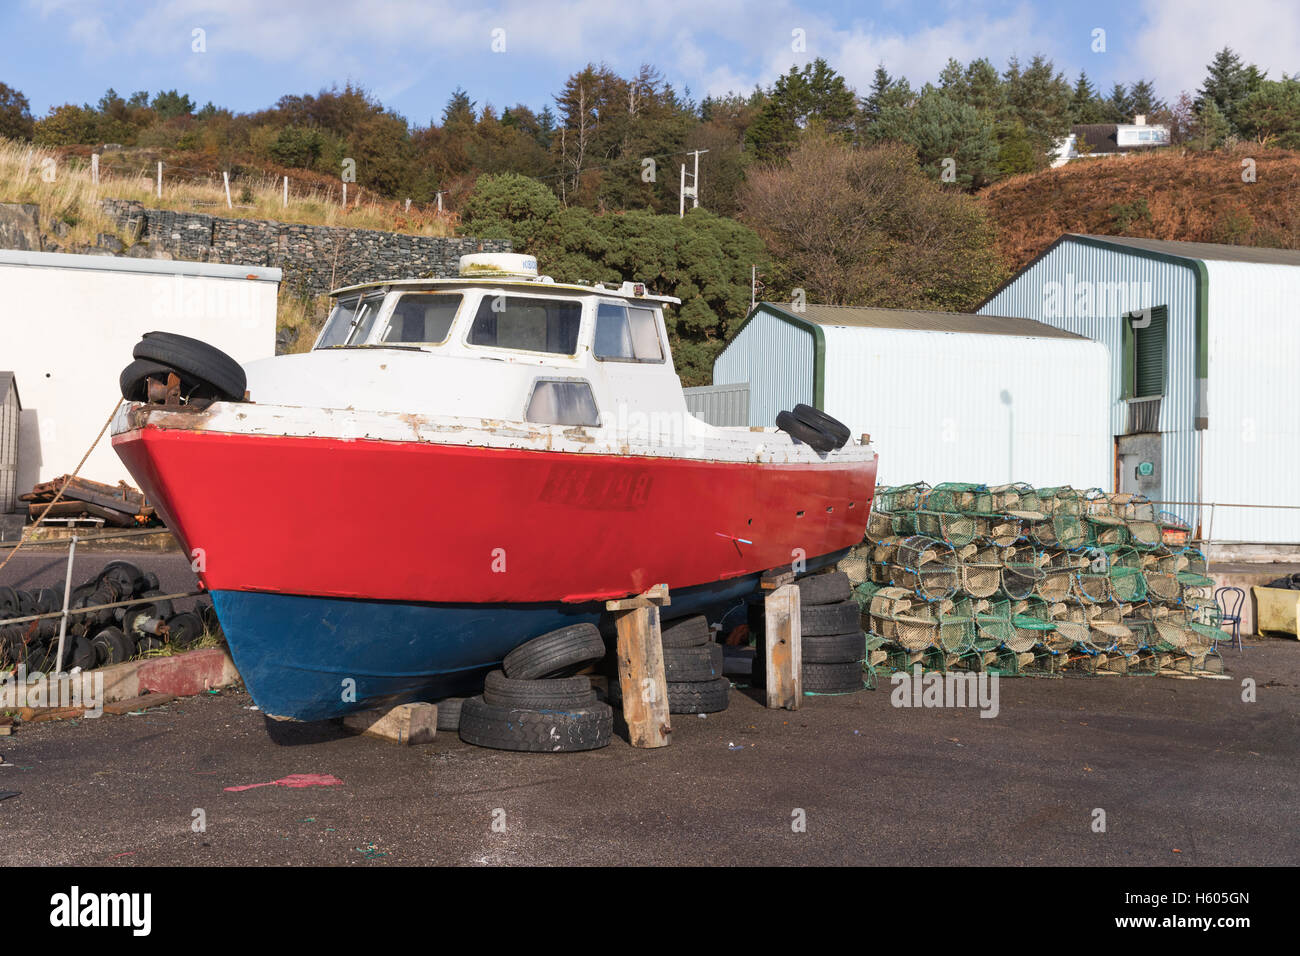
[[113, 425, 877, 604]]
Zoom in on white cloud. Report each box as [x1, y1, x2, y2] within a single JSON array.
[[1134, 0, 1300, 96]]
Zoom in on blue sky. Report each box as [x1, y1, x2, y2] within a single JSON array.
[[5, 0, 1300, 124]]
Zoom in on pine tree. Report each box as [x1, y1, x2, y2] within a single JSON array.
[[1069, 72, 1106, 124], [1196, 47, 1265, 133], [1128, 79, 1166, 118]]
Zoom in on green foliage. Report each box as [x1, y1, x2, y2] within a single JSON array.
[[745, 58, 857, 160], [267, 126, 326, 167], [995, 122, 1038, 176], [1110, 198, 1152, 232], [0, 82, 34, 140], [867, 87, 998, 189], [1197, 46, 1266, 134], [151, 90, 195, 120], [1237, 79, 1300, 148]]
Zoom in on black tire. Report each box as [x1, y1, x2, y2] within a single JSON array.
[[24, 641, 51, 671], [664, 643, 724, 681], [435, 697, 465, 732], [34, 587, 61, 615], [483, 670, 596, 709], [502, 623, 605, 680], [70, 636, 97, 672], [775, 410, 836, 453], [166, 611, 205, 649], [138, 635, 166, 654], [802, 660, 864, 694], [802, 598, 861, 636], [137, 590, 175, 621], [797, 572, 851, 606], [91, 626, 134, 666], [118, 358, 176, 402], [97, 561, 144, 598], [660, 614, 711, 648], [458, 696, 613, 753], [667, 677, 731, 714], [791, 403, 851, 448], [133, 332, 247, 402], [802, 631, 866, 664]]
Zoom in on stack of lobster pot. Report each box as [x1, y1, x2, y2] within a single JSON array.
[[753, 571, 865, 694]]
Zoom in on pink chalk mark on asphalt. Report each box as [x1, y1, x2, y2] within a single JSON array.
[[224, 773, 344, 793]]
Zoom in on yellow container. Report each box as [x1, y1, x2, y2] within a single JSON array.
[[1253, 586, 1300, 638]]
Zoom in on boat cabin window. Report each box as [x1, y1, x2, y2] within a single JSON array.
[[468, 295, 582, 355], [525, 379, 600, 427], [594, 303, 664, 362], [317, 292, 387, 348], [381, 292, 461, 345]]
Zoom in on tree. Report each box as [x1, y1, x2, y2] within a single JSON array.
[[745, 58, 857, 159], [1069, 72, 1107, 124], [1128, 79, 1166, 118], [738, 132, 1004, 312], [1237, 78, 1300, 148], [1196, 47, 1265, 133], [1103, 83, 1135, 123], [859, 64, 913, 129], [867, 87, 999, 189], [1189, 99, 1232, 150], [1002, 55, 1073, 162], [0, 82, 34, 140], [151, 89, 195, 120]]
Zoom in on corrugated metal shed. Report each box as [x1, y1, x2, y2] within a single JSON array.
[[712, 302, 1112, 489], [980, 233, 1300, 543], [1, 372, 19, 514], [683, 383, 749, 427]]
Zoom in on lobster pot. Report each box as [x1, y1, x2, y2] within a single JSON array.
[[915, 510, 978, 547], [1159, 511, 1191, 547], [854, 580, 883, 608], [925, 482, 992, 515], [957, 543, 1002, 598], [1009, 596, 1055, 653], [978, 514, 1023, 547], [1029, 513, 1088, 549], [1033, 486, 1085, 517], [1180, 584, 1213, 610], [1049, 603, 1091, 650], [1127, 518, 1163, 551], [1185, 602, 1224, 659], [1087, 518, 1129, 547], [868, 538, 899, 582], [1175, 548, 1214, 589], [1105, 546, 1148, 603], [869, 587, 939, 652], [865, 509, 894, 542], [1035, 549, 1076, 601], [1071, 549, 1112, 604], [937, 597, 976, 654], [837, 546, 873, 586], [999, 545, 1045, 600], [988, 482, 1035, 513], [1152, 609, 1192, 651], [1123, 615, 1158, 651], [876, 482, 929, 513], [891, 535, 958, 601], [1085, 606, 1131, 653], [1113, 493, 1160, 547], [973, 598, 1015, 651], [1141, 549, 1181, 603]]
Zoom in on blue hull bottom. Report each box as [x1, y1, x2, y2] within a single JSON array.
[[211, 557, 845, 722]]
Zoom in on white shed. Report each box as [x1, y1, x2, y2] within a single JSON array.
[[0, 250, 280, 492], [711, 303, 1112, 489], [979, 234, 1300, 544]]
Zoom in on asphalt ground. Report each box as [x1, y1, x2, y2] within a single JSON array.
[[1, 551, 1295, 867]]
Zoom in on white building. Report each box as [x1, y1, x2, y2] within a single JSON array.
[[0, 250, 280, 495], [979, 234, 1300, 544], [709, 303, 1112, 490], [1051, 116, 1171, 168]]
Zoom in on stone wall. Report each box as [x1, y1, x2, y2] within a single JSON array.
[[99, 199, 511, 296]]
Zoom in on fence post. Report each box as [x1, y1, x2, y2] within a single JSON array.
[[53, 534, 77, 676], [156, 161, 162, 198]]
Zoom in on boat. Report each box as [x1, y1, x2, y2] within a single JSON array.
[[111, 254, 878, 720]]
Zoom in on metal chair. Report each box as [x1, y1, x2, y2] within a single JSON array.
[[1213, 586, 1246, 651]]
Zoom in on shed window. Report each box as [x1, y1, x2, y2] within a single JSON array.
[[468, 295, 581, 355], [525, 379, 600, 427], [1125, 305, 1168, 398], [594, 303, 664, 362]]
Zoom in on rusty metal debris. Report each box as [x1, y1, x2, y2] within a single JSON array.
[[20, 475, 155, 528]]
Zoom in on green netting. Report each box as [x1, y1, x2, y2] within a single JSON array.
[[1009, 595, 1055, 652], [1071, 548, 1112, 604], [978, 514, 1023, 547], [1141, 548, 1182, 603], [999, 544, 1046, 600], [1034, 549, 1077, 602], [1029, 513, 1088, 548], [1175, 548, 1214, 588], [1049, 602, 1092, 650], [1084, 606, 1131, 652], [915, 510, 979, 547], [891, 535, 959, 601], [973, 598, 1015, 650], [925, 482, 993, 515], [957, 543, 1002, 598], [869, 587, 939, 651], [1104, 545, 1148, 602], [937, 596, 976, 654], [865, 509, 894, 542], [1031, 486, 1085, 517], [837, 546, 873, 586]]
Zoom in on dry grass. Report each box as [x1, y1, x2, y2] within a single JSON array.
[[0, 137, 456, 249], [276, 286, 333, 354], [980, 146, 1300, 271]]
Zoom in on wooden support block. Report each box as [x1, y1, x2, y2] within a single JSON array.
[[19, 706, 85, 723], [0, 716, 13, 736], [610, 603, 672, 748], [760, 568, 796, 591], [604, 583, 670, 612], [102, 693, 179, 716], [342, 702, 437, 745], [763, 583, 802, 710]]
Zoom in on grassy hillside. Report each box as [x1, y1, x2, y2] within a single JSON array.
[[980, 148, 1300, 272], [0, 137, 455, 251]]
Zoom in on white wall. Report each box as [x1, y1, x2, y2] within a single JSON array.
[[0, 251, 278, 491], [821, 326, 1113, 490], [1202, 260, 1300, 543], [712, 310, 814, 428]]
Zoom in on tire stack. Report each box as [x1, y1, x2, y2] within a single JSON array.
[[458, 623, 613, 753], [752, 571, 866, 694], [120, 331, 248, 405], [774, 403, 852, 454], [607, 615, 731, 714], [0, 560, 218, 672]]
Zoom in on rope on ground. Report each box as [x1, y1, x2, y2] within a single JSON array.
[[0, 400, 124, 577]]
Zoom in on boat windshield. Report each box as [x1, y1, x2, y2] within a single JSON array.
[[317, 292, 387, 348]]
